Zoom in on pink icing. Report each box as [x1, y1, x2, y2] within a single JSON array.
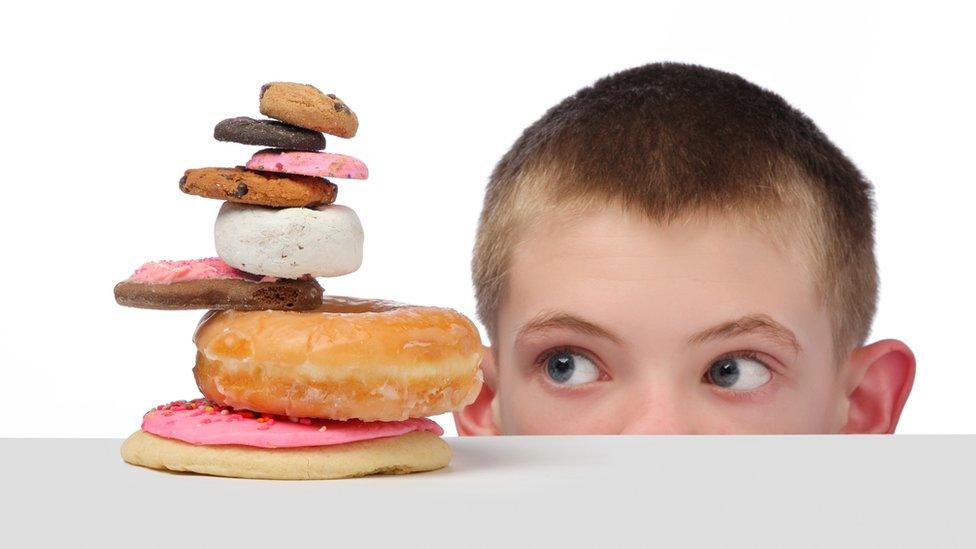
[[141, 399, 443, 448], [246, 149, 369, 180], [127, 258, 277, 284]]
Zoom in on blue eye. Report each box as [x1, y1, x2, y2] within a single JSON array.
[[706, 355, 771, 390], [545, 350, 600, 385]]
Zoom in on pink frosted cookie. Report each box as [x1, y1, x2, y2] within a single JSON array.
[[113, 258, 324, 311], [120, 398, 453, 479], [139, 398, 443, 448], [246, 148, 368, 180], [127, 257, 261, 284]]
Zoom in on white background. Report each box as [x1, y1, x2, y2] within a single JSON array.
[[1, 1, 972, 436]]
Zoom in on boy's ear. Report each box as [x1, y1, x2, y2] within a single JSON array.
[[840, 338, 916, 434], [454, 345, 501, 436]]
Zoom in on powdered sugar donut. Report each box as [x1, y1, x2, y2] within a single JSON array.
[[214, 202, 363, 278]]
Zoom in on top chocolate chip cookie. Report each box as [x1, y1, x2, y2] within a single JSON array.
[[259, 82, 359, 138]]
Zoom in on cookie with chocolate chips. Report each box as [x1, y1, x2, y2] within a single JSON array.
[[179, 167, 337, 208], [259, 82, 359, 138], [214, 116, 326, 151]]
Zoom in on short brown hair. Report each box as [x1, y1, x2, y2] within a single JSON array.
[[472, 62, 878, 367]]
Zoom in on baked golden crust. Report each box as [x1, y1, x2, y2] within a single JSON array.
[[192, 296, 484, 421], [259, 82, 359, 138], [180, 167, 337, 208], [121, 430, 451, 480]]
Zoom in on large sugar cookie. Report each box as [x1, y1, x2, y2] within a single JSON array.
[[259, 82, 359, 138], [120, 430, 451, 480]]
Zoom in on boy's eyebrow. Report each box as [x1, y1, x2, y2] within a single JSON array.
[[516, 311, 623, 344], [686, 313, 802, 357]]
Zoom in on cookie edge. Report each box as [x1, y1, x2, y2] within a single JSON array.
[[120, 430, 451, 480]]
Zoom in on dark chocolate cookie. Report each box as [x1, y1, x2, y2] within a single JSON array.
[[214, 116, 326, 151], [114, 277, 324, 311]]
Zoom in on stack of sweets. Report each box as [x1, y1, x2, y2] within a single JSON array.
[[114, 83, 484, 480]]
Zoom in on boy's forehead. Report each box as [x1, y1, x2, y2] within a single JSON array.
[[511, 205, 803, 278], [501, 205, 823, 348]]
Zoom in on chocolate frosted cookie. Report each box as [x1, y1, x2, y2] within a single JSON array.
[[114, 258, 324, 311], [179, 167, 337, 208], [259, 82, 359, 138], [214, 116, 326, 151]]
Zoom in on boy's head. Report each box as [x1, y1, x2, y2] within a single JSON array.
[[456, 62, 914, 435]]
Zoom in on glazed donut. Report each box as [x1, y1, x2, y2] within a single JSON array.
[[192, 296, 484, 421], [214, 202, 363, 279]]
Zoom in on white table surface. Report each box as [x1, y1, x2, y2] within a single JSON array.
[[1, 435, 973, 548]]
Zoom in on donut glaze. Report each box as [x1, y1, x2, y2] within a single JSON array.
[[193, 296, 485, 421]]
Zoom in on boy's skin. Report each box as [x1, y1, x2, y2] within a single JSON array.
[[455, 205, 915, 435]]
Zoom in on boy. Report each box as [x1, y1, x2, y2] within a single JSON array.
[[454, 62, 915, 435]]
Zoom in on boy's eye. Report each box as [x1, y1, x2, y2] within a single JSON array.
[[705, 355, 771, 390], [545, 350, 600, 385]]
